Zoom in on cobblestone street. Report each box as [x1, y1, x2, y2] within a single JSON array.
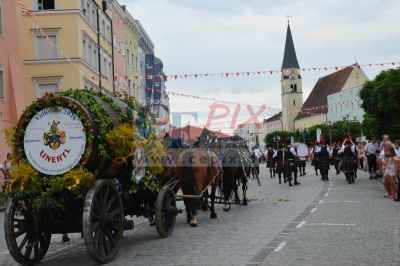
[[1, 165, 400, 265]]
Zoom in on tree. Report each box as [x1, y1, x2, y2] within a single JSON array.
[[359, 68, 400, 140], [264, 130, 293, 146]]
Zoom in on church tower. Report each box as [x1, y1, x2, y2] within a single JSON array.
[[281, 22, 303, 132]]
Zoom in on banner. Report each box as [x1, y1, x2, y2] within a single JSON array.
[[145, 54, 155, 108]]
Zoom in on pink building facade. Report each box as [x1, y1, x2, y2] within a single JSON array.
[[0, 0, 25, 171]]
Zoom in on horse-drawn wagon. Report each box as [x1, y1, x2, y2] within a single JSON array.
[[2, 89, 179, 265]]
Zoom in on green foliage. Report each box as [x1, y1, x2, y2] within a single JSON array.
[[359, 68, 400, 140], [264, 130, 294, 145], [264, 121, 363, 146]]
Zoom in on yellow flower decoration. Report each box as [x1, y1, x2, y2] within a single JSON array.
[[106, 124, 137, 159], [62, 167, 94, 191], [9, 161, 39, 193]]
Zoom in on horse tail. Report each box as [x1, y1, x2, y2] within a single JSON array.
[[182, 150, 196, 195]]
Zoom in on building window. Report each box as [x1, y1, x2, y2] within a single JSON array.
[[101, 18, 106, 36], [0, 1, 3, 35], [35, 33, 58, 59], [33, 77, 61, 98], [108, 60, 112, 80], [93, 47, 98, 70], [37, 83, 58, 97], [127, 49, 130, 64], [37, 0, 55, 10], [82, 38, 87, 59], [0, 67, 4, 99], [293, 100, 296, 106]]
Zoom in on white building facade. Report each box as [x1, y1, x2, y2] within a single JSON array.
[[233, 123, 262, 150], [327, 85, 365, 124]]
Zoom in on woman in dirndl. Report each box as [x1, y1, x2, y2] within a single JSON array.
[[339, 138, 357, 184]]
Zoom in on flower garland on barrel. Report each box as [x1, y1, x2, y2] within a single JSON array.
[[0, 89, 165, 217]]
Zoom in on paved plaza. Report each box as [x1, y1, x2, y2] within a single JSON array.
[[1, 165, 399, 266]]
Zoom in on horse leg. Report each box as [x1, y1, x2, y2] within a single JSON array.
[[210, 184, 218, 219], [242, 175, 248, 206], [202, 189, 209, 212], [234, 181, 240, 204], [183, 198, 192, 224]]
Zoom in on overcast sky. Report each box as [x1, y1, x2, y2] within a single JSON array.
[[119, 0, 400, 133]]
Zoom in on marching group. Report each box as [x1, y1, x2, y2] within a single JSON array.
[[262, 134, 400, 201]]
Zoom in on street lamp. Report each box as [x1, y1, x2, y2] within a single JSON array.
[[343, 114, 350, 135], [328, 121, 332, 145]]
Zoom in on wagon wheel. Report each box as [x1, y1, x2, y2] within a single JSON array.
[[83, 180, 124, 264], [155, 185, 178, 238], [4, 199, 51, 266]]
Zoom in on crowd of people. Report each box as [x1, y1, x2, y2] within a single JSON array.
[[261, 134, 400, 201]]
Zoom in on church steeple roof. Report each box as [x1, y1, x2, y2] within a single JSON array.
[[281, 23, 300, 70]]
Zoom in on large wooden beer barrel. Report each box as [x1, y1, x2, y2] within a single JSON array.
[[14, 90, 145, 179]]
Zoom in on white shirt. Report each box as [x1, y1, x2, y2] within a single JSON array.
[[254, 148, 262, 159], [378, 150, 385, 161], [339, 145, 356, 154], [365, 142, 379, 155]]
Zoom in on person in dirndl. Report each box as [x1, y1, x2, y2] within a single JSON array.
[[339, 138, 357, 184]]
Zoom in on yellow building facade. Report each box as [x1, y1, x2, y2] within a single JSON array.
[[17, 0, 115, 105]]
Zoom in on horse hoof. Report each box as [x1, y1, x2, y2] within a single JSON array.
[[242, 201, 248, 206], [190, 222, 197, 227], [210, 213, 217, 219], [202, 205, 208, 212], [223, 206, 231, 212]]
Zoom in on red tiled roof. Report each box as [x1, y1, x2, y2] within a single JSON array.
[[264, 112, 282, 123], [295, 66, 354, 120], [169, 125, 231, 141]]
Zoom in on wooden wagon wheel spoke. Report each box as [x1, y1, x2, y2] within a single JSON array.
[[102, 186, 110, 210], [24, 244, 33, 259], [14, 227, 27, 238], [104, 228, 116, 247], [104, 195, 116, 212], [33, 243, 39, 258], [97, 231, 105, 258], [103, 232, 111, 255], [108, 208, 121, 219], [18, 235, 29, 251]]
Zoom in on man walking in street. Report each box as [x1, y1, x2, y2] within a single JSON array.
[[365, 137, 379, 179], [317, 141, 331, 181]]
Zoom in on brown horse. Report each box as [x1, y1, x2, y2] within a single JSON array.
[[175, 148, 221, 226]]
